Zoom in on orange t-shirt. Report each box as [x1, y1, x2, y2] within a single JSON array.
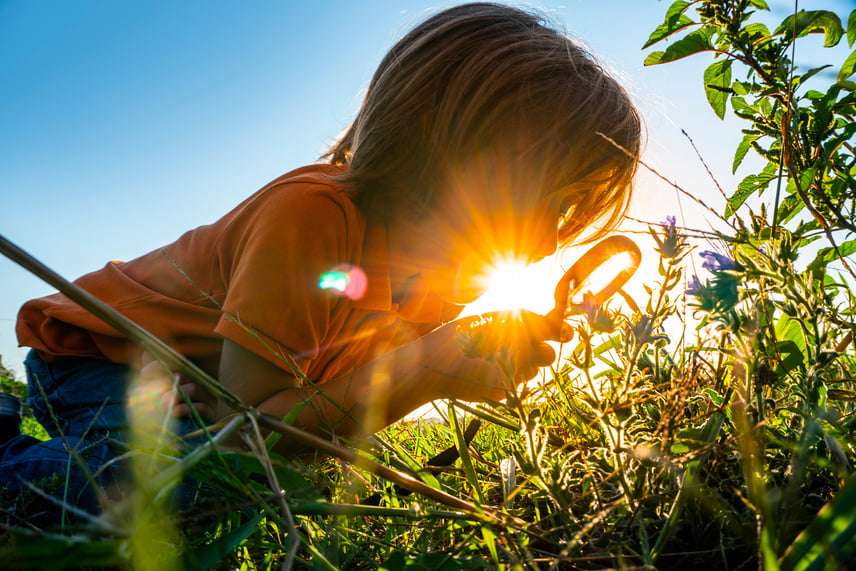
[[16, 164, 463, 383]]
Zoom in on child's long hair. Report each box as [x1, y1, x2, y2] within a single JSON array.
[[326, 2, 642, 245]]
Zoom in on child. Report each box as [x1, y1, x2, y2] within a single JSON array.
[[3, 2, 641, 519]]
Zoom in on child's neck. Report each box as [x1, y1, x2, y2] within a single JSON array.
[[385, 217, 435, 304]]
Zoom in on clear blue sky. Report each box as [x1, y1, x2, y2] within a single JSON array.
[[0, 0, 849, 375]]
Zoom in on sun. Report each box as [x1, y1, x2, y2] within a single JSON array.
[[461, 257, 561, 318], [485, 264, 536, 309]]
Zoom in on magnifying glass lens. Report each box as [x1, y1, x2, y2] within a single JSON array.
[[552, 236, 641, 322]]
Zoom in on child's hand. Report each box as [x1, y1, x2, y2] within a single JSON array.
[[428, 310, 569, 403], [139, 353, 217, 423]]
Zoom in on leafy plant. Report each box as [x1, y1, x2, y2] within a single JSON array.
[[643, 0, 856, 568], [0, 364, 47, 441], [645, 0, 856, 251]]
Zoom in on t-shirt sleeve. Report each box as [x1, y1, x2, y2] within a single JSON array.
[[214, 185, 350, 377]]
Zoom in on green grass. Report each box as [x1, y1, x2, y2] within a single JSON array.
[[2, 227, 853, 570]]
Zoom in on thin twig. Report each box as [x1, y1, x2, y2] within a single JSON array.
[[782, 156, 856, 281], [246, 412, 299, 571], [28, 372, 109, 525], [681, 129, 729, 203], [597, 132, 735, 230], [18, 480, 122, 534], [623, 215, 721, 240]]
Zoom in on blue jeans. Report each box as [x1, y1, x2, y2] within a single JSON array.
[[0, 350, 198, 521]]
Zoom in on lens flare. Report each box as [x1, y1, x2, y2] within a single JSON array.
[[319, 271, 348, 292], [319, 265, 368, 300]]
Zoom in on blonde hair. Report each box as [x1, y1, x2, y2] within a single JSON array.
[[326, 2, 642, 245]]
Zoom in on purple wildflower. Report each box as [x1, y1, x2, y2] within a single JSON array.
[[685, 275, 703, 296], [759, 244, 767, 255], [653, 215, 688, 259], [700, 250, 737, 272], [687, 252, 741, 312], [577, 292, 616, 333]]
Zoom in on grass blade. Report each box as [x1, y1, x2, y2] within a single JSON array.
[[779, 474, 856, 571]]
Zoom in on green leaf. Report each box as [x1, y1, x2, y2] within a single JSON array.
[[775, 340, 806, 376], [733, 80, 750, 96], [807, 239, 856, 273], [776, 193, 805, 225], [704, 59, 733, 119], [733, 133, 761, 173], [776, 316, 807, 361], [264, 400, 307, 449], [664, 1, 692, 22], [839, 49, 856, 82], [593, 334, 621, 359], [727, 163, 779, 216], [644, 50, 667, 66], [643, 0, 695, 49], [726, 183, 755, 218], [742, 22, 772, 43], [644, 14, 696, 49], [787, 167, 816, 198], [184, 512, 265, 570], [748, 0, 770, 10], [731, 96, 755, 116], [481, 527, 500, 567], [848, 10, 856, 47], [644, 28, 713, 65], [798, 64, 833, 86], [211, 452, 320, 496], [448, 405, 484, 504], [821, 123, 856, 158], [775, 10, 844, 48], [795, 219, 822, 240], [381, 550, 407, 571], [779, 473, 856, 570]]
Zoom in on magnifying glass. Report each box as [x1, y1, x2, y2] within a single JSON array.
[[545, 235, 641, 326], [458, 235, 641, 357]]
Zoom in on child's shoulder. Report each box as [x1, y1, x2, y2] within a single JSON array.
[[201, 161, 363, 276], [237, 163, 354, 220], [261, 163, 349, 198], [268, 163, 348, 187], [208, 163, 363, 257]]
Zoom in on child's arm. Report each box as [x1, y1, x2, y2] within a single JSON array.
[[216, 312, 558, 455]]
